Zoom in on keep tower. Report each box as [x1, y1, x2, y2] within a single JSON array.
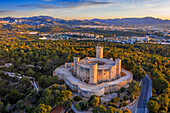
[[96, 46, 103, 58]]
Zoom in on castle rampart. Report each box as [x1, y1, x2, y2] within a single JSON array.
[[53, 46, 133, 97]]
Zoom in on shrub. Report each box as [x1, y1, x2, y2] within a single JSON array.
[[79, 101, 89, 111], [117, 110, 123, 113], [52, 84, 59, 90], [92, 108, 98, 113], [111, 97, 119, 103], [120, 99, 123, 102], [92, 105, 107, 113], [74, 103, 81, 111], [123, 109, 131, 113], [108, 102, 118, 108], [68, 109, 75, 113], [120, 87, 126, 93], [123, 102, 127, 107], [25, 106, 34, 113], [107, 106, 117, 113], [129, 98, 133, 102], [89, 95, 101, 103], [73, 96, 82, 102], [123, 96, 128, 101], [119, 103, 123, 108], [90, 97, 100, 107]]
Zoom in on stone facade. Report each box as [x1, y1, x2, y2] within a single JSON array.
[[96, 46, 103, 58], [74, 57, 79, 74], [53, 46, 133, 97], [54, 67, 133, 98], [73, 46, 121, 84], [65, 63, 74, 68], [89, 63, 98, 84], [115, 58, 121, 78]]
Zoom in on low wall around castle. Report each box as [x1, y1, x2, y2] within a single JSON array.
[[54, 66, 133, 98], [80, 87, 105, 97]]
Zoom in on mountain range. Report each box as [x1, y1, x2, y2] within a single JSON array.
[[86, 17, 170, 25], [0, 16, 170, 26]]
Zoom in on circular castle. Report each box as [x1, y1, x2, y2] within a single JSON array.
[[54, 46, 133, 97], [74, 46, 121, 85]]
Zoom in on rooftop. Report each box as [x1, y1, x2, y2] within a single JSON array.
[[78, 57, 116, 69]]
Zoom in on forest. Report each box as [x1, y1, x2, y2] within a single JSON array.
[[0, 23, 147, 38], [0, 37, 169, 113]]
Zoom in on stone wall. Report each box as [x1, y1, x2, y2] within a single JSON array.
[[75, 64, 118, 84], [109, 65, 117, 80], [89, 63, 98, 84], [80, 87, 105, 97], [74, 57, 79, 73], [97, 69, 110, 83], [115, 59, 121, 78], [96, 46, 103, 58], [77, 65, 90, 80], [55, 67, 133, 98], [53, 65, 133, 97]]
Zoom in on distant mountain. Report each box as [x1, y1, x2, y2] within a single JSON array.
[[86, 17, 170, 25], [0, 16, 101, 26], [20, 16, 101, 25], [1, 16, 170, 26], [21, 16, 62, 22], [0, 17, 22, 22]]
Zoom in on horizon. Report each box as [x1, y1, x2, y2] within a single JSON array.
[[0, 0, 170, 20], [1, 15, 170, 21]]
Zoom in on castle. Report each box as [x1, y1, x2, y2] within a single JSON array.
[[54, 46, 133, 97], [73, 46, 121, 84]]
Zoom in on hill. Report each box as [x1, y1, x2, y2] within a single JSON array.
[[86, 17, 170, 25], [1, 16, 170, 26]]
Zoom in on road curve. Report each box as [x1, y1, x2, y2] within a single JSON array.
[[136, 73, 152, 113]]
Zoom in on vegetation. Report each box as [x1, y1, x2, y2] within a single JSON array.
[[34, 104, 52, 113], [73, 96, 82, 102], [123, 109, 132, 113], [92, 104, 107, 113], [146, 100, 160, 113], [111, 97, 119, 103], [89, 95, 101, 107], [132, 65, 145, 81], [107, 106, 117, 113], [0, 37, 169, 112], [79, 101, 89, 111], [128, 81, 140, 97]]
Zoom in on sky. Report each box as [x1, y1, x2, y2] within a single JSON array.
[[0, 0, 170, 20]]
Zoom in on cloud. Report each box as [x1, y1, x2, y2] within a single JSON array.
[[17, 0, 114, 9], [43, 0, 54, 1], [0, 10, 16, 15], [68, 1, 114, 5]]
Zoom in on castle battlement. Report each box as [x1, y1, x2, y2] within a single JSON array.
[[54, 46, 133, 97], [73, 46, 121, 84]]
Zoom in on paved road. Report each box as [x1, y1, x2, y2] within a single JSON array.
[[136, 74, 152, 113]]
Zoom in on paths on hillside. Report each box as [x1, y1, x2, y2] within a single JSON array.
[[2, 71, 39, 92]]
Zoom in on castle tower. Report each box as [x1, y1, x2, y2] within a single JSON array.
[[74, 57, 80, 74], [89, 63, 98, 84], [115, 58, 121, 78], [109, 66, 116, 80], [96, 46, 103, 58]]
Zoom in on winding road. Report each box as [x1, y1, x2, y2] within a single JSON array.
[[136, 73, 152, 113]]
